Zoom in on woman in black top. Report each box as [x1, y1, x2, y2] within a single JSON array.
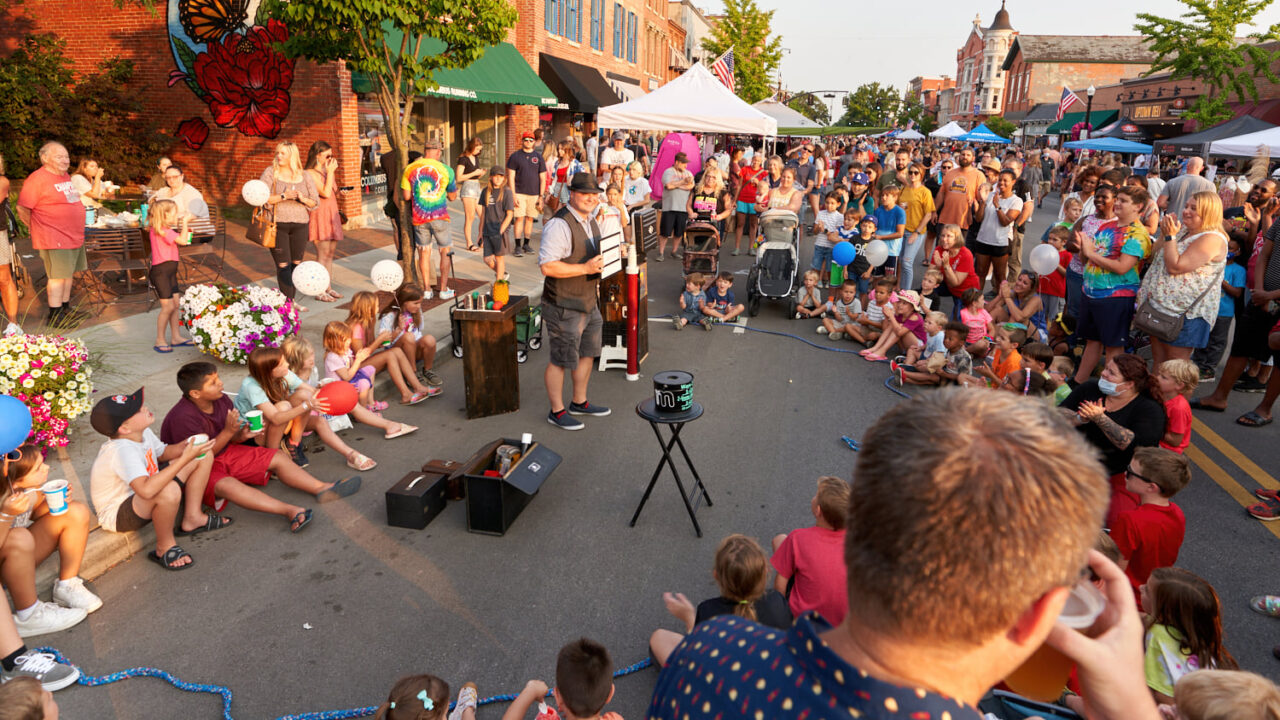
[[456, 137, 486, 251]]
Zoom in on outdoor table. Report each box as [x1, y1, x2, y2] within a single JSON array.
[[629, 398, 712, 537]]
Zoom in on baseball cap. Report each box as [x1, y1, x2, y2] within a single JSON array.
[[611, 131, 627, 141], [91, 387, 144, 437], [521, 131, 535, 140], [424, 138, 443, 150], [489, 165, 505, 176], [851, 172, 870, 185], [859, 215, 878, 228]]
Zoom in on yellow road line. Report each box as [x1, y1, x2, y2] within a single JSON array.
[[1185, 444, 1280, 541], [1191, 418, 1279, 490]]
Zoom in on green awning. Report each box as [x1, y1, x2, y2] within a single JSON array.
[[351, 31, 558, 107], [1045, 109, 1119, 135]]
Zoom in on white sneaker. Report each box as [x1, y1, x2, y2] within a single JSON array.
[[53, 577, 103, 613], [816, 326, 828, 334], [423, 289, 434, 300], [439, 288, 456, 300], [14, 601, 87, 638], [2, 322, 21, 336]]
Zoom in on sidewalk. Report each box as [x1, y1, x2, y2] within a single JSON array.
[[33, 207, 548, 589]]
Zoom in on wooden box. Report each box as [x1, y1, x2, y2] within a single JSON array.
[[465, 438, 561, 536], [455, 295, 529, 419]]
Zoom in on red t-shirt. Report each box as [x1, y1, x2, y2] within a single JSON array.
[[1037, 250, 1072, 298], [1159, 395, 1191, 454], [770, 526, 847, 625], [737, 166, 763, 204], [1112, 501, 1185, 595], [932, 247, 980, 293], [1106, 472, 1140, 530], [17, 167, 86, 250]]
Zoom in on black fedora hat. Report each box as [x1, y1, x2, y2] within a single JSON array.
[[567, 171, 601, 194]]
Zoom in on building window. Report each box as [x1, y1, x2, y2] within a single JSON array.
[[626, 11, 636, 63], [547, 0, 581, 40], [546, 0, 556, 31], [590, 0, 603, 49], [613, 3, 624, 57]]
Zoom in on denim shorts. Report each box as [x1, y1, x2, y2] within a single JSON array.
[[413, 219, 453, 248], [811, 245, 833, 271], [1168, 316, 1212, 349]]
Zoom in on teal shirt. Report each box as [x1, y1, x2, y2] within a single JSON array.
[[234, 372, 303, 417]]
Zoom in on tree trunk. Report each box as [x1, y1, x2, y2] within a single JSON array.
[[377, 88, 429, 289]]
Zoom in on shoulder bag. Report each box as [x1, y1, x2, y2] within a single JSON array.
[[247, 176, 278, 249], [1132, 232, 1217, 342]]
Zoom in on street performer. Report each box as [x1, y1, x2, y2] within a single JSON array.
[[540, 172, 612, 431]]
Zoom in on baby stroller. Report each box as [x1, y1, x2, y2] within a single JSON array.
[[746, 210, 800, 316], [681, 221, 721, 277]]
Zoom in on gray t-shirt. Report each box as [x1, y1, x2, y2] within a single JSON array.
[[479, 186, 514, 238], [662, 167, 693, 212], [1159, 174, 1215, 219]]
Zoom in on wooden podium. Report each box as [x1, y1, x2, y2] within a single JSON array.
[[456, 294, 528, 419]]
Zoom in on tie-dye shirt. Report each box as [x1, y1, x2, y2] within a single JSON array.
[[1083, 218, 1145, 299], [401, 158, 457, 225]]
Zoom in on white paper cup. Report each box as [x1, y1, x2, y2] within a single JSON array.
[[41, 479, 70, 516], [191, 433, 209, 459]]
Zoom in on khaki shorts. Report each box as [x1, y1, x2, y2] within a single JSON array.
[[513, 193, 540, 219], [40, 246, 88, 280], [544, 303, 603, 369]]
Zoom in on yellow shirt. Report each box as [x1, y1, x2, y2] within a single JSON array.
[[899, 185, 935, 232]]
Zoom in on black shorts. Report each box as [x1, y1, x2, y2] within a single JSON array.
[[1230, 302, 1280, 362], [1077, 294, 1136, 348], [969, 240, 1011, 257], [481, 232, 508, 258], [660, 210, 688, 238], [150, 260, 180, 298]]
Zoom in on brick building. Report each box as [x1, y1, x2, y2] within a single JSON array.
[[1000, 35, 1155, 115], [907, 76, 955, 120], [951, 2, 1016, 127], [2, 0, 690, 223]]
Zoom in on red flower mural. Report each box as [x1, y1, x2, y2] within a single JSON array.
[[176, 117, 210, 150], [192, 20, 296, 139]]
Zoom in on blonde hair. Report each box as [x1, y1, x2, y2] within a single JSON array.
[[345, 291, 381, 344], [272, 141, 304, 181], [802, 268, 820, 282], [1159, 358, 1200, 395], [815, 476, 851, 529], [281, 335, 315, 375], [0, 677, 43, 720], [923, 267, 944, 284], [148, 199, 179, 234], [1063, 196, 1084, 212], [1186, 190, 1225, 236], [322, 321, 353, 355], [925, 311, 948, 327], [1174, 670, 1280, 720], [1049, 356, 1074, 375]]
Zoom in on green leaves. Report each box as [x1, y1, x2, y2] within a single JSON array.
[[170, 36, 207, 98], [699, 0, 783, 104], [787, 94, 830, 125], [838, 83, 901, 127]]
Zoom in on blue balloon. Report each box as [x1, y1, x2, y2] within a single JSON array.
[[0, 395, 33, 455], [832, 241, 856, 266]]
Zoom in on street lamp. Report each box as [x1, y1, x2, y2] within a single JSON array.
[[1082, 84, 1096, 139]]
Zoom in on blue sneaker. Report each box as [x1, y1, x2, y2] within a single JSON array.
[[547, 409, 585, 430], [569, 400, 611, 417]]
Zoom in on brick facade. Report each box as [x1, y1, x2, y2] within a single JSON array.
[[1001, 56, 1144, 115]]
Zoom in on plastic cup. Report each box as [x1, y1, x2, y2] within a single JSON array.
[[41, 479, 70, 517], [191, 433, 209, 459], [1003, 579, 1106, 702], [245, 410, 264, 432]]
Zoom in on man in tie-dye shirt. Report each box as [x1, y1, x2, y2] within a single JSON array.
[[401, 139, 458, 299]]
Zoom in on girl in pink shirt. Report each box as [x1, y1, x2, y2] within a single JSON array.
[[148, 199, 191, 352], [958, 287, 995, 358]]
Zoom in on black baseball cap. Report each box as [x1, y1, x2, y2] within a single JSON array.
[[91, 387, 144, 437]]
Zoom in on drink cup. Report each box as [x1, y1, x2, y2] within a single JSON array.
[[41, 479, 70, 517], [1003, 579, 1105, 702], [191, 433, 209, 459], [245, 410, 264, 432]]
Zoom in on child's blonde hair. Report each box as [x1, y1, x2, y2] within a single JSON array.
[[925, 311, 948, 327], [815, 476, 851, 529], [0, 676, 44, 720], [922, 267, 944, 285], [1160, 358, 1200, 395], [1174, 669, 1280, 720], [374, 674, 449, 720], [345, 291, 381, 342], [802, 268, 819, 282], [1049, 355, 1073, 375], [1063, 196, 1084, 212], [685, 272, 705, 287], [281, 335, 315, 375], [1048, 225, 1073, 243], [713, 534, 770, 623], [322, 321, 353, 355], [148, 199, 179, 234]]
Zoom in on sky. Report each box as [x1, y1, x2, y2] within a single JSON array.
[[698, 0, 1280, 109]]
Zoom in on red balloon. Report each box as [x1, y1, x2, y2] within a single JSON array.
[[315, 381, 358, 416]]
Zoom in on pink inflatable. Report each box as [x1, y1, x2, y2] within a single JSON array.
[[648, 132, 703, 203]]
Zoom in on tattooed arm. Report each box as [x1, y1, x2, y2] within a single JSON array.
[[1092, 413, 1135, 450]]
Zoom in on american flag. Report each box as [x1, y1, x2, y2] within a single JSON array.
[[905, 119, 915, 130], [1057, 87, 1082, 120], [711, 48, 735, 93]]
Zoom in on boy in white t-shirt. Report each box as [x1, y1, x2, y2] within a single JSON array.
[[819, 280, 863, 340], [88, 388, 221, 571]]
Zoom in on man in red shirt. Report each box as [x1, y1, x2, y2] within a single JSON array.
[[1111, 447, 1189, 600], [15, 142, 86, 326], [934, 147, 986, 232], [771, 476, 850, 624]]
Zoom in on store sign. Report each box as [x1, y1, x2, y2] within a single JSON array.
[[1168, 97, 1187, 117]]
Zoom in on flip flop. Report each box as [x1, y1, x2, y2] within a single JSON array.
[[1237, 411, 1274, 427], [316, 476, 362, 503], [148, 545, 193, 571], [314, 293, 336, 303], [289, 509, 313, 534], [153, 344, 173, 354], [173, 339, 195, 347], [175, 513, 234, 537], [403, 389, 432, 405], [1189, 399, 1226, 413], [346, 451, 377, 471], [384, 423, 418, 440]]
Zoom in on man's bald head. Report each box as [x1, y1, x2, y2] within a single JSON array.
[[1185, 157, 1205, 176]]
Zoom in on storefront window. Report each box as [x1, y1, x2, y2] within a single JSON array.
[[357, 99, 389, 208]]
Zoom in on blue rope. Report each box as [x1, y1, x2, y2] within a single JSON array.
[[32, 647, 652, 720], [654, 313, 866, 354]]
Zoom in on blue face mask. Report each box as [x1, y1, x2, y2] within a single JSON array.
[[1098, 378, 1121, 395], [1227, 251, 1238, 259]]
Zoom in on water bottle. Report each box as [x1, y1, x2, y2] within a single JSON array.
[[139, 202, 149, 225], [85, 206, 96, 226]]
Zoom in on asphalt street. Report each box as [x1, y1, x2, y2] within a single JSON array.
[[43, 195, 1280, 719]]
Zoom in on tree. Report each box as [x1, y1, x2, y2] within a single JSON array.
[[898, 97, 938, 135], [837, 83, 900, 127], [1135, 0, 1280, 128], [787, 93, 830, 125], [985, 115, 1017, 138], [260, 0, 518, 281], [700, 0, 783, 104]]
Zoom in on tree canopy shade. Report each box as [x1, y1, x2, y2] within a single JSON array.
[[699, 0, 783, 104], [259, 0, 518, 280], [838, 83, 900, 127], [787, 94, 830, 125], [1135, 0, 1280, 127]]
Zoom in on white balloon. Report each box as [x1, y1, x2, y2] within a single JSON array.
[[1030, 243, 1061, 276], [863, 239, 889, 268], [371, 259, 405, 292], [242, 179, 270, 207], [292, 261, 330, 296]]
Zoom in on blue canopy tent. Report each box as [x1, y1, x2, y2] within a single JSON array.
[[1063, 137, 1153, 154], [957, 123, 1012, 144]]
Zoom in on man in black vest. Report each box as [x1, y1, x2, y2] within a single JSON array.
[[540, 172, 610, 430]]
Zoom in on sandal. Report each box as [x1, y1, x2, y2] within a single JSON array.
[[863, 353, 888, 362], [316, 476, 362, 503], [384, 423, 418, 440], [314, 293, 336, 303], [347, 451, 377, 471], [403, 389, 432, 405], [148, 545, 193, 571], [153, 344, 173, 354], [448, 682, 478, 720], [173, 339, 195, 347], [175, 513, 234, 537], [367, 400, 389, 412], [1189, 398, 1226, 413], [1237, 411, 1274, 427], [1251, 595, 1280, 617], [289, 509, 313, 533]]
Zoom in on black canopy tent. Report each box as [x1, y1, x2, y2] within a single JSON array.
[[1152, 115, 1277, 156]]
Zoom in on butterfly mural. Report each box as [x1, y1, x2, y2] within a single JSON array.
[[166, 0, 296, 148]]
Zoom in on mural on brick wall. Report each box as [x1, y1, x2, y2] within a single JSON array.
[[165, 0, 295, 149]]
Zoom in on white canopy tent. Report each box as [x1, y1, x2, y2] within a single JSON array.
[[596, 63, 778, 136], [752, 99, 823, 129], [930, 121, 966, 139], [1207, 125, 1280, 157], [897, 129, 926, 140]]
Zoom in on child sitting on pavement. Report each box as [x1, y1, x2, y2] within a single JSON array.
[[974, 324, 1026, 386], [795, 269, 826, 319], [897, 321, 973, 387], [281, 336, 418, 441], [374, 674, 460, 720], [1112, 447, 1189, 598], [323, 321, 380, 412], [904, 310, 948, 367], [674, 272, 711, 331], [345, 291, 438, 405], [89, 388, 221, 571], [377, 284, 443, 388], [1, 442, 102, 638], [818, 280, 862, 340], [846, 277, 894, 345], [503, 638, 622, 720], [959, 287, 995, 359], [701, 271, 745, 323], [1155, 359, 1197, 454], [648, 533, 791, 667], [771, 476, 851, 625], [1050, 355, 1075, 405], [860, 289, 925, 362]]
